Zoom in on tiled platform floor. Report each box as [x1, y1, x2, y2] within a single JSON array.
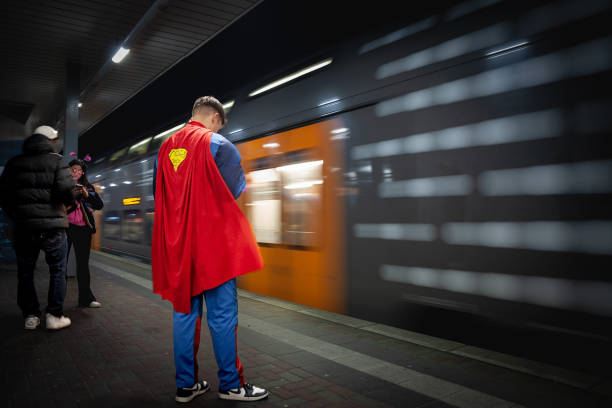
[[0, 251, 610, 408]]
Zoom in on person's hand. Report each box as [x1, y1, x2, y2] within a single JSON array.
[[81, 186, 89, 198]]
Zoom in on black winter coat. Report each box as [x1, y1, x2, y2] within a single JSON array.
[[67, 186, 104, 233], [0, 134, 75, 230]]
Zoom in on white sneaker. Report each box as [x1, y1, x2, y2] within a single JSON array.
[[88, 301, 102, 308], [218, 383, 269, 401], [46, 313, 71, 330], [175, 380, 210, 403], [24, 315, 40, 330]]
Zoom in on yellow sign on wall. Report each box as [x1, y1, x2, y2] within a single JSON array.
[[123, 197, 141, 205]]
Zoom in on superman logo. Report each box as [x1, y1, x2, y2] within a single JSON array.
[[169, 148, 188, 172]]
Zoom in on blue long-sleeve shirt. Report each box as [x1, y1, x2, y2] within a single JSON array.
[[153, 132, 246, 200]]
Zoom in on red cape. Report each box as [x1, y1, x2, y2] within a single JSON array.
[[152, 121, 263, 313]]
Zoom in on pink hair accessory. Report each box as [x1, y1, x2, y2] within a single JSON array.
[[70, 152, 77, 157], [84, 155, 91, 162]]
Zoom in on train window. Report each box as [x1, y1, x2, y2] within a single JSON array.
[[122, 209, 144, 243], [126, 137, 152, 161], [150, 123, 186, 152], [245, 158, 323, 247], [103, 211, 121, 240], [109, 147, 127, 166], [245, 168, 282, 244], [278, 160, 323, 247]]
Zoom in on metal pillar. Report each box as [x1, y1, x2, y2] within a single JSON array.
[[64, 63, 79, 159]]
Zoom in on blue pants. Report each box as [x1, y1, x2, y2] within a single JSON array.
[[14, 229, 67, 318], [173, 278, 245, 389]]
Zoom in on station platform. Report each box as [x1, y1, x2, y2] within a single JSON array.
[[1, 251, 611, 408]]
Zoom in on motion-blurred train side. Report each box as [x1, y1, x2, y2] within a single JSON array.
[[88, 0, 612, 340]]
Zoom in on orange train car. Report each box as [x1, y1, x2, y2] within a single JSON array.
[[236, 119, 347, 314]]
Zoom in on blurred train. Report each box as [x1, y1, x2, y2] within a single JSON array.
[[88, 0, 612, 340]]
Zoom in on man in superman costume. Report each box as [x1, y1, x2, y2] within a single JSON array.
[[152, 96, 268, 403]]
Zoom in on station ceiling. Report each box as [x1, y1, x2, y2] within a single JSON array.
[[0, 0, 260, 141]]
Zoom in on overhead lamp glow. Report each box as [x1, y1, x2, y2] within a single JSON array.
[[228, 128, 243, 135], [123, 181, 132, 185], [130, 137, 151, 150], [331, 128, 349, 134], [114, 168, 121, 172], [153, 123, 185, 139], [109, 183, 117, 187], [284, 180, 323, 190], [112, 46, 130, 63], [78, 102, 83, 108], [249, 58, 333, 97], [318, 98, 339, 106], [95, 174, 101, 178], [486, 41, 529, 56], [222, 100, 235, 110], [277, 160, 323, 172], [263, 142, 279, 149]]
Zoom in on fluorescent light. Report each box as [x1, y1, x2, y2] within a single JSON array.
[[222, 100, 235, 110], [112, 46, 130, 63], [331, 128, 349, 134], [318, 98, 339, 106], [109, 183, 117, 187], [95, 174, 101, 178], [229, 128, 243, 135], [284, 180, 323, 190], [277, 160, 323, 172], [78, 102, 83, 108], [263, 142, 279, 149], [114, 168, 121, 172], [153, 123, 185, 139], [249, 58, 333, 97], [140, 159, 148, 163], [99, 186, 106, 190], [486, 41, 529, 56], [123, 181, 132, 184], [130, 137, 151, 150]]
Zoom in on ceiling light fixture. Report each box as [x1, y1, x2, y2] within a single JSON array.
[[112, 46, 130, 63], [318, 98, 339, 106], [153, 123, 185, 139], [249, 58, 333, 97]]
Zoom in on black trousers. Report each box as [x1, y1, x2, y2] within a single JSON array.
[[67, 224, 96, 306], [14, 229, 67, 318]]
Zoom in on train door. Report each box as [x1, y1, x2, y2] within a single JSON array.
[[236, 119, 347, 314]]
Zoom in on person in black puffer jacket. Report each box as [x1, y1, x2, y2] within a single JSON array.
[[0, 126, 75, 331]]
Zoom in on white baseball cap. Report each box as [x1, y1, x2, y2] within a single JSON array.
[[33, 125, 59, 140]]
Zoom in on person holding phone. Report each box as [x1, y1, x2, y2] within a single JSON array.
[[67, 156, 104, 308]]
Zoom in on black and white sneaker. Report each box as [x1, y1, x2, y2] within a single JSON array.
[[218, 383, 269, 401], [175, 380, 210, 403]]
